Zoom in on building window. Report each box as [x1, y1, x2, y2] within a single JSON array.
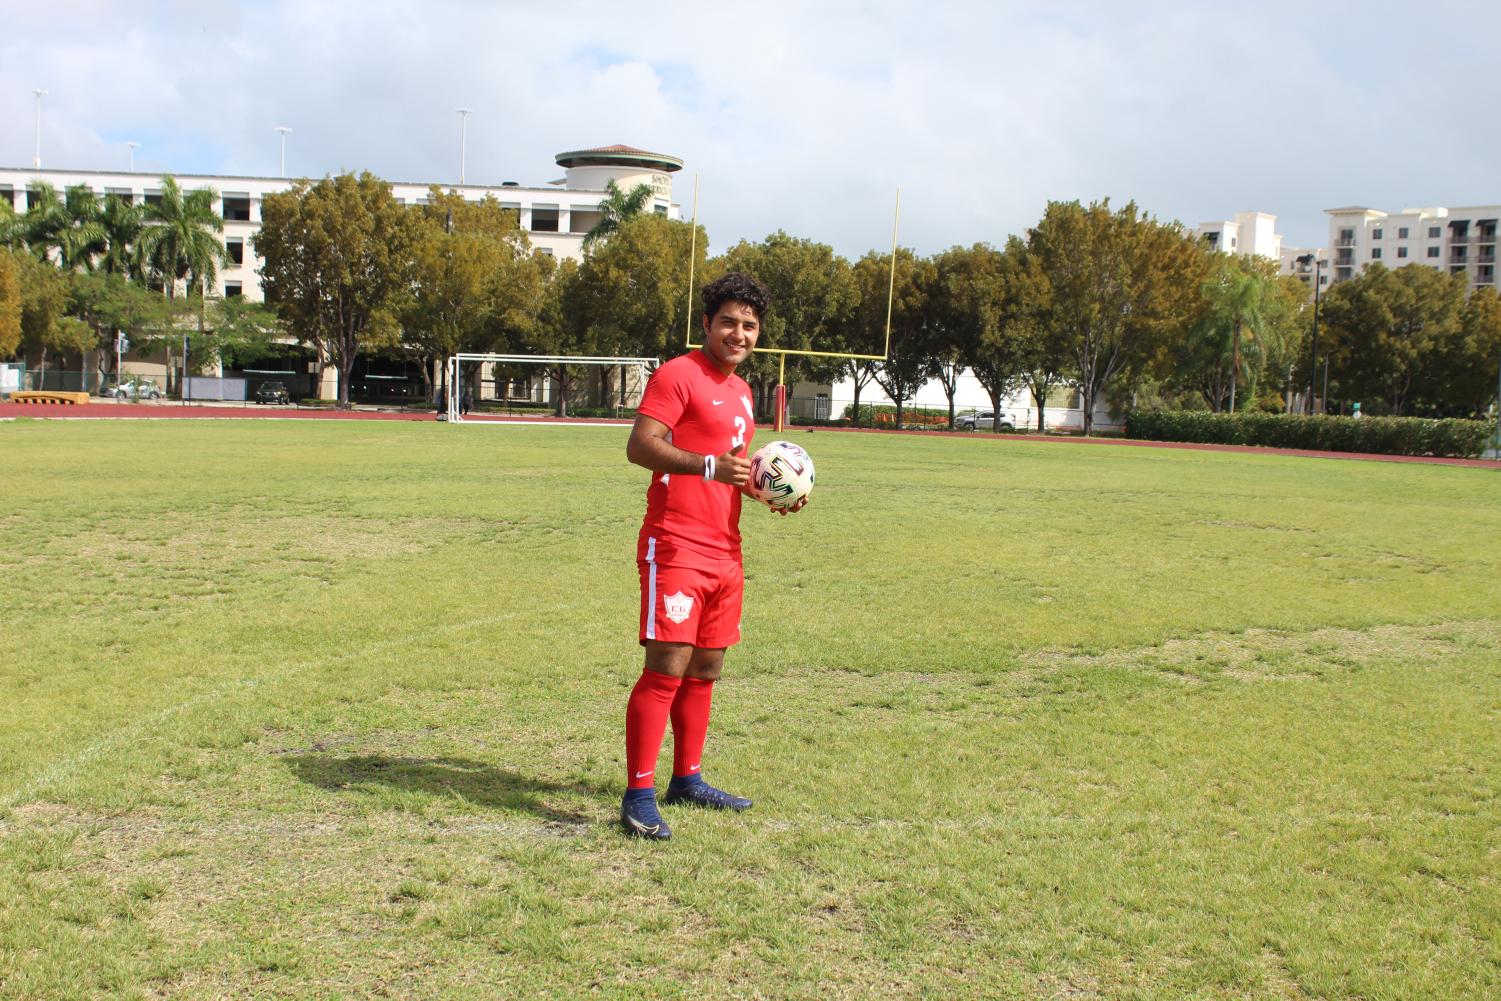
[[1372, 228, 1383, 240], [654, 204, 668, 217], [1371, 248, 1382, 260], [145, 190, 163, 207], [1319, 275, 1328, 285], [536, 246, 554, 256], [1231, 237, 1238, 248], [1398, 227, 1408, 238], [1427, 246, 1440, 258], [222, 195, 251, 222], [531, 207, 559, 232], [226, 239, 244, 265], [1339, 228, 1354, 241], [1429, 226, 1441, 238], [105, 188, 134, 206], [224, 281, 242, 298], [0, 186, 12, 209], [1397, 246, 1407, 259]]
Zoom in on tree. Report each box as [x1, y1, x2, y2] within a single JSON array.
[[570, 213, 706, 362], [712, 231, 855, 417], [67, 270, 180, 383], [137, 176, 226, 299], [12, 183, 106, 272], [404, 187, 546, 399], [0, 249, 20, 358], [14, 254, 91, 385], [97, 194, 145, 278], [1448, 285, 1501, 417], [525, 259, 592, 416], [256, 172, 420, 408], [1002, 237, 1067, 432], [1318, 263, 1465, 415], [583, 179, 654, 251], [932, 242, 1036, 431], [1028, 199, 1206, 435], [863, 249, 936, 428]]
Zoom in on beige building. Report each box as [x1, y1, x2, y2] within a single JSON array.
[[1326, 205, 1499, 289]]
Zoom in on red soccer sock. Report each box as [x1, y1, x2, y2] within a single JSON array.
[[625, 670, 682, 789], [670, 676, 715, 779]]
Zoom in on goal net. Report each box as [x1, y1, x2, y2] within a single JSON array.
[[443, 353, 659, 424]]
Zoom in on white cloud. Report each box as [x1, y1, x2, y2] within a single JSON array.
[[3, 1, 1498, 255]]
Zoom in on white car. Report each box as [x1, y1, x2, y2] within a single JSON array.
[[102, 379, 163, 400], [958, 410, 1016, 432]]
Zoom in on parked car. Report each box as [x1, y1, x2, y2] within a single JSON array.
[[958, 409, 1016, 431], [101, 379, 162, 400], [255, 381, 291, 405]]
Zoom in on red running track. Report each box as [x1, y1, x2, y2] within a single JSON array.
[[3, 401, 1497, 469]]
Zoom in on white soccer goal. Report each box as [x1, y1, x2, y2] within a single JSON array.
[[443, 353, 659, 424]]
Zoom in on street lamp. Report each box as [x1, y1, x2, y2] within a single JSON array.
[[126, 141, 140, 171], [1297, 253, 1325, 414], [275, 126, 292, 177], [32, 88, 47, 168], [456, 108, 472, 184]]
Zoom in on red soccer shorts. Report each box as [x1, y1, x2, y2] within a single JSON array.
[[638, 556, 744, 648]]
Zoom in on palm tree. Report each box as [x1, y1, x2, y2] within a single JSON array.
[[12, 183, 107, 271], [137, 176, 226, 299], [0, 199, 25, 251], [98, 193, 145, 278], [1202, 260, 1268, 413], [582, 179, 654, 251]]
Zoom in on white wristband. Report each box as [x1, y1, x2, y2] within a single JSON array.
[[703, 453, 715, 481]]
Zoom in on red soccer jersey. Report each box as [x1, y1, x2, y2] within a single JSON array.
[[635, 350, 756, 566]]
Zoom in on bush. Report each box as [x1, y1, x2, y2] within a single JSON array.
[[1124, 411, 1492, 458]]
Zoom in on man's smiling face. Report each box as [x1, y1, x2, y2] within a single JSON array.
[[702, 300, 760, 374]]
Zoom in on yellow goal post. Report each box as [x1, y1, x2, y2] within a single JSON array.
[[682, 176, 901, 430]]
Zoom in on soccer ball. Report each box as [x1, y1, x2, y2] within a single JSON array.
[[748, 440, 815, 510]]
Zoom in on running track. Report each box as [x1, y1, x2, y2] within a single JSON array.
[[3, 400, 1497, 470]]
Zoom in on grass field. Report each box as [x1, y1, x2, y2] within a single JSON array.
[[1, 418, 1499, 1000]]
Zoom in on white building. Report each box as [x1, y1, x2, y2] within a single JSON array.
[[1196, 211, 1283, 261], [0, 143, 684, 303], [0, 145, 682, 401], [1326, 205, 1499, 289]]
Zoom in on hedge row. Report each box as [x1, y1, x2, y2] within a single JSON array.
[[1124, 411, 1493, 458]]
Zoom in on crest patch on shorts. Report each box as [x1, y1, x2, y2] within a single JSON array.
[[663, 591, 694, 624]]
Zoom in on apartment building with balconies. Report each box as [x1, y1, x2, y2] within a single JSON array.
[[1325, 205, 1498, 290]]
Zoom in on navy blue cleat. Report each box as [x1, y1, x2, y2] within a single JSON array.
[[664, 776, 752, 811], [620, 792, 672, 840]]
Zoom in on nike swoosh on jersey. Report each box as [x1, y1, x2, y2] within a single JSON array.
[[712, 399, 724, 405]]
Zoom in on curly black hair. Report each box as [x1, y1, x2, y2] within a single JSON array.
[[702, 272, 771, 322]]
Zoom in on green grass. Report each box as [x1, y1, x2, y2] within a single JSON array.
[[1, 418, 1499, 1000]]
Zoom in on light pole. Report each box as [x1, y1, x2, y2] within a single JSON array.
[[456, 108, 472, 184], [32, 88, 47, 168], [275, 126, 292, 177], [126, 141, 140, 171], [1298, 254, 1324, 414]]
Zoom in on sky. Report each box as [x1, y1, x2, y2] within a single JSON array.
[[3, 0, 1499, 258]]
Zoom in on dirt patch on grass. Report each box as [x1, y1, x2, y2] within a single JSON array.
[[1024, 620, 1499, 685]]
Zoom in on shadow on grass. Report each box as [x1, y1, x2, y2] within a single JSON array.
[[282, 754, 610, 828]]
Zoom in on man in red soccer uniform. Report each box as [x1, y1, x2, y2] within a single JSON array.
[[620, 272, 800, 839]]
